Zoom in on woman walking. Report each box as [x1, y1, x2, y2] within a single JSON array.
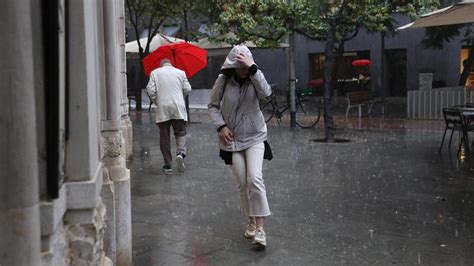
[[208, 45, 272, 249]]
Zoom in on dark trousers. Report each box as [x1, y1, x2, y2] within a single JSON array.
[[157, 119, 186, 166]]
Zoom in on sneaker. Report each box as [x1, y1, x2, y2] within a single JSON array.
[[252, 228, 266, 248], [244, 218, 256, 238], [176, 153, 185, 173], [162, 165, 172, 174]]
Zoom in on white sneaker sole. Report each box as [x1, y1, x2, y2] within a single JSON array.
[[176, 156, 185, 172], [244, 231, 255, 239], [252, 239, 266, 250]]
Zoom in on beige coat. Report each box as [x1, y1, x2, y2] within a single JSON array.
[[146, 63, 191, 123]]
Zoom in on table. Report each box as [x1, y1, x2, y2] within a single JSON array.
[[336, 79, 357, 96], [456, 107, 474, 154]]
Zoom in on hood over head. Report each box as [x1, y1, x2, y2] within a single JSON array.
[[221, 45, 254, 70]]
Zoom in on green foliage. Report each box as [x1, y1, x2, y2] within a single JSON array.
[[208, 0, 439, 48], [422, 25, 462, 49]]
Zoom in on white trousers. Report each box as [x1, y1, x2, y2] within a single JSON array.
[[231, 142, 271, 217]]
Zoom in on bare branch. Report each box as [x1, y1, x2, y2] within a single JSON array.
[[149, 18, 165, 45], [143, 15, 156, 55], [293, 28, 324, 41], [126, 0, 143, 56], [342, 28, 359, 42]]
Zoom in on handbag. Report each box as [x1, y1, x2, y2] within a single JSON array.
[[263, 140, 273, 160]]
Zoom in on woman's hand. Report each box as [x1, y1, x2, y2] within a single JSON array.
[[235, 53, 254, 68], [218, 126, 234, 146]]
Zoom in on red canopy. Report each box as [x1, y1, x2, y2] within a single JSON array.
[[308, 79, 324, 88], [142, 42, 207, 78], [351, 59, 371, 67]]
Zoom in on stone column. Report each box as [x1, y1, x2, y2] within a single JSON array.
[[103, 0, 132, 265], [0, 0, 41, 265], [101, 167, 116, 264], [118, 0, 134, 161], [65, 1, 108, 264], [67, 0, 101, 181]]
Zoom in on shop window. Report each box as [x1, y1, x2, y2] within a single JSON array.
[[310, 51, 370, 95]]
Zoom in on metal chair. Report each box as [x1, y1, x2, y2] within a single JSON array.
[[439, 108, 464, 153], [460, 110, 474, 154]]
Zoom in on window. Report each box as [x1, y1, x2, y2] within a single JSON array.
[[310, 51, 370, 80]]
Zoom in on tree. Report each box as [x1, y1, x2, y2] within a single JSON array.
[[125, 0, 184, 109], [212, 0, 436, 141], [125, 0, 214, 109]]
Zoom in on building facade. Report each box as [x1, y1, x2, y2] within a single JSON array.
[[189, 14, 472, 99], [293, 13, 471, 97], [1, 0, 133, 265]]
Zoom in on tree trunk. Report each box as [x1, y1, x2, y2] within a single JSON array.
[[332, 39, 346, 94], [459, 46, 474, 86], [323, 19, 337, 143], [288, 29, 297, 128], [380, 31, 386, 101]]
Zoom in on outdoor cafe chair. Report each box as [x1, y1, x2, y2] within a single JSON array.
[[439, 108, 464, 153]]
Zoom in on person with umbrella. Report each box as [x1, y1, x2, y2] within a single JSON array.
[[208, 45, 273, 249], [352, 59, 371, 90], [143, 42, 206, 174], [146, 58, 191, 174]]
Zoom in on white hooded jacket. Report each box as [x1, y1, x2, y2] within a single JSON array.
[[208, 45, 272, 152]]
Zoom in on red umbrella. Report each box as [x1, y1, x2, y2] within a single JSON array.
[[142, 42, 207, 78], [351, 59, 371, 67]]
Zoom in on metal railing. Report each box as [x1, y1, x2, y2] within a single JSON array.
[[407, 86, 473, 119]]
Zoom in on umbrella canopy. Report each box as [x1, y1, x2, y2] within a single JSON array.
[[125, 34, 184, 53], [352, 59, 371, 67], [396, 1, 474, 30], [142, 42, 207, 78]]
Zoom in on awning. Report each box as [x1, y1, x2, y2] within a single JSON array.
[[125, 34, 184, 54], [163, 25, 181, 37], [396, 1, 474, 30]]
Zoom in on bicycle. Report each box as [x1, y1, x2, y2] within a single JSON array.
[[259, 87, 321, 128]]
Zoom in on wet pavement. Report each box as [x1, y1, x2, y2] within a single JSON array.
[[130, 109, 474, 265]]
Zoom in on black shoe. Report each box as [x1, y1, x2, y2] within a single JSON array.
[[162, 165, 172, 174]]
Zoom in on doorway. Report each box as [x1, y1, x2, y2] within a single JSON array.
[[385, 49, 407, 96]]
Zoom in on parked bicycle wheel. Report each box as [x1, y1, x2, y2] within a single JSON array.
[[259, 96, 275, 122], [295, 94, 320, 128]]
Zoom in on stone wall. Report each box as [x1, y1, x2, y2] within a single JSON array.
[[0, 0, 132, 265], [68, 200, 107, 265]]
